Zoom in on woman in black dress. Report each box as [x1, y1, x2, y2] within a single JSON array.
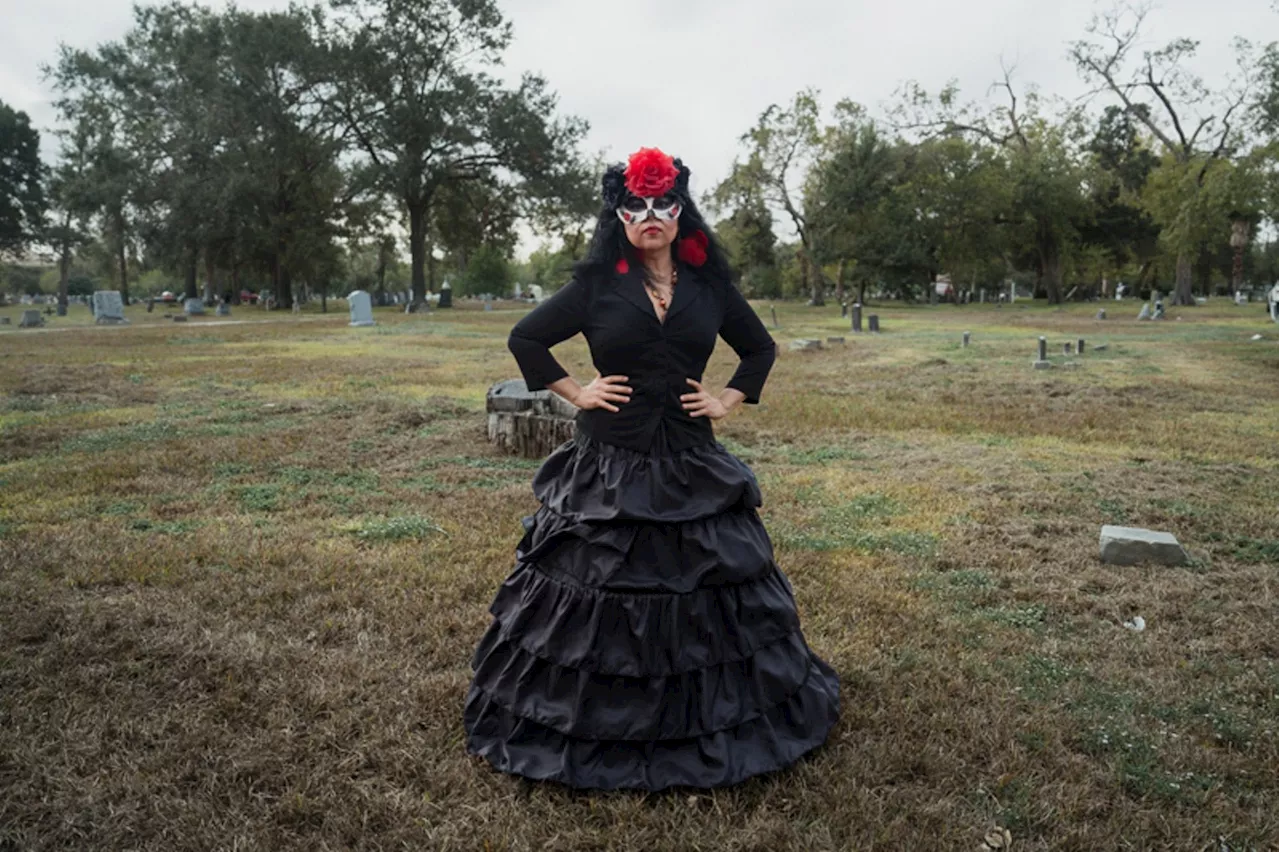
[[463, 147, 840, 791]]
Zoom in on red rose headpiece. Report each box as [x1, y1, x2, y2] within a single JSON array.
[[624, 147, 679, 198]]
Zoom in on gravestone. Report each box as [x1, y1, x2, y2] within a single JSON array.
[[1092, 344, 1109, 352], [171, 315, 188, 322], [851, 304, 862, 333], [438, 281, 453, 308], [216, 303, 231, 316], [0, 317, 9, 325], [56, 303, 67, 317], [979, 289, 986, 304], [184, 297, 205, 315], [1076, 338, 1085, 355], [825, 336, 846, 345], [962, 331, 970, 348], [789, 338, 823, 351], [93, 291, 128, 325], [1032, 336, 1050, 369], [1063, 342, 1073, 356], [1099, 525, 1189, 566], [1152, 301, 1165, 320], [1096, 308, 1106, 320], [347, 290, 376, 327], [840, 302, 847, 318], [486, 379, 577, 458], [19, 310, 44, 328], [1136, 303, 1151, 321], [867, 314, 880, 333]]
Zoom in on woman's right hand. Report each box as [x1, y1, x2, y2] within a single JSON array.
[[572, 372, 631, 412]]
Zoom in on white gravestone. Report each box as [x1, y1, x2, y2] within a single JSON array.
[[348, 290, 376, 327], [1099, 525, 1189, 566], [184, 297, 205, 315], [93, 290, 128, 325]]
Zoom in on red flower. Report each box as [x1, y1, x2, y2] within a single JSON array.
[[624, 147, 679, 197], [677, 230, 708, 267], [615, 257, 629, 274]]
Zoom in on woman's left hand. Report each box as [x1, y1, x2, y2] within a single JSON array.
[[681, 378, 729, 420]]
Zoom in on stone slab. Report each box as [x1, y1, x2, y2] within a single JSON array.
[[1099, 525, 1189, 566]]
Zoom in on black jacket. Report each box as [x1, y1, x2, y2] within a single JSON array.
[[508, 259, 777, 453]]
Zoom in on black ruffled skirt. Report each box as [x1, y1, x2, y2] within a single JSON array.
[[462, 424, 840, 791]]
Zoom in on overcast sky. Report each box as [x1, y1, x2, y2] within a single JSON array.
[[1, 0, 1274, 256]]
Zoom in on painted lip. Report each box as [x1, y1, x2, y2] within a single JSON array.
[[642, 226, 662, 234]]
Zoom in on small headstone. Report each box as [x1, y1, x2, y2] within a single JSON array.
[[93, 291, 128, 325], [146, 299, 155, 313], [171, 315, 188, 322], [1096, 309, 1106, 320], [483, 301, 492, 311], [0, 317, 9, 325], [184, 297, 205, 315], [19, 310, 43, 328], [56, 303, 67, 317], [1250, 333, 1263, 341], [1063, 342, 1073, 356], [1136, 303, 1151, 321], [438, 282, 453, 309], [851, 303, 862, 332], [1152, 301, 1165, 320], [825, 336, 846, 345], [1092, 344, 1109, 351], [867, 314, 880, 333], [789, 338, 824, 352], [1032, 336, 1050, 369], [962, 331, 970, 347], [216, 303, 231, 316], [840, 302, 847, 318], [979, 289, 986, 303], [1076, 338, 1085, 355], [1099, 525, 1189, 566], [348, 290, 376, 327]]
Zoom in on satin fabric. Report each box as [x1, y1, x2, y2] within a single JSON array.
[[463, 428, 841, 791]]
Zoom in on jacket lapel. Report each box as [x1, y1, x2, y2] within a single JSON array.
[[614, 264, 659, 324], [611, 258, 704, 325], [664, 260, 702, 323]]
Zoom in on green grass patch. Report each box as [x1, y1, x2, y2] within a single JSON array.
[[343, 515, 445, 541], [236, 484, 282, 512], [128, 518, 201, 535]]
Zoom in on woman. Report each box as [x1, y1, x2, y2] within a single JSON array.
[[463, 147, 840, 791]]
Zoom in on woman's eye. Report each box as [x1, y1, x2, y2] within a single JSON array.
[[655, 195, 675, 207], [622, 198, 647, 212]]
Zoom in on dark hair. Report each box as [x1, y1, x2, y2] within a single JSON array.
[[575, 160, 733, 286]]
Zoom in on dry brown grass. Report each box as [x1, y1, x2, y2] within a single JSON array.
[[1, 299, 1276, 851]]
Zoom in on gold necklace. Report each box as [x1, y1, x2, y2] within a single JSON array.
[[645, 268, 677, 310]]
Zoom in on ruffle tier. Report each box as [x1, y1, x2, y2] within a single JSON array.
[[464, 430, 840, 791]]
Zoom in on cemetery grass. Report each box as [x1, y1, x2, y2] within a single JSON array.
[[0, 299, 1275, 851]]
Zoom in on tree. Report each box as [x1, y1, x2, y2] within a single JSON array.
[[892, 71, 1091, 303], [717, 89, 838, 305], [0, 101, 47, 260], [330, 0, 587, 308], [1079, 105, 1161, 291], [1069, 4, 1266, 304]]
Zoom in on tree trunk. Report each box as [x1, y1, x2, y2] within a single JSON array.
[[1173, 251, 1194, 305], [204, 252, 217, 305], [834, 258, 845, 304], [114, 210, 129, 305], [409, 201, 427, 305], [231, 264, 242, 304], [184, 246, 199, 300], [58, 237, 71, 311]]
